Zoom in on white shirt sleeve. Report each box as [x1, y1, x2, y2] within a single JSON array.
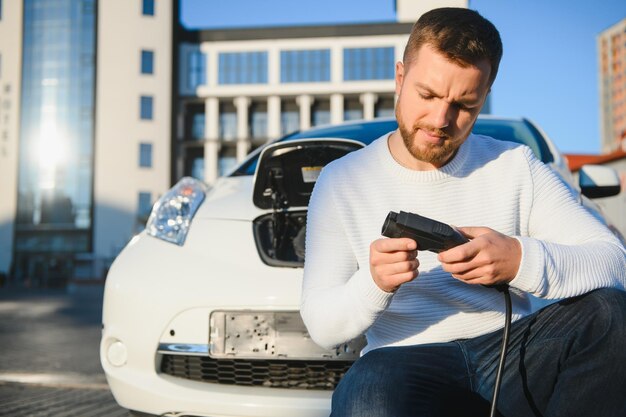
[[300, 166, 394, 349], [509, 147, 626, 298]]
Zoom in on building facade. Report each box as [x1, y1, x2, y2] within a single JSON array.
[[0, 0, 469, 284], [599, 18, 626, 153], [176, 25, 407, 183], [0, 0, 175, 285]]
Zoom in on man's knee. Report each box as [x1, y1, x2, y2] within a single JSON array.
[[331, 348, 404, 417], [571, 288, 626, 329], [561, 288, 626, 359], [331, 344, 473, 417]]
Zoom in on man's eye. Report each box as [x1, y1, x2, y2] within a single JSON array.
[[419, 94, 433, 100]]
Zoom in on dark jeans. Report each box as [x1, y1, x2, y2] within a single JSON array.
[[331, 288, 626, 417]]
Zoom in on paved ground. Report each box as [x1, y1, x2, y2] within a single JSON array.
[[0, 383, 127, 416], [0, 286, 131, 416]]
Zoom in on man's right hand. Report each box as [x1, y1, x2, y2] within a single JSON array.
[[369, 238, 419, 293]]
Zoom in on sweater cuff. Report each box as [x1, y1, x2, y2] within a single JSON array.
[[351, 268, 395, 311], [509, 236, 546, 296]]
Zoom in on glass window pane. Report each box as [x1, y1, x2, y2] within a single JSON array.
[[142, 0, 154, 16], [218, 51, 268, 85], [280, 49, 330, 83], [281, 110, 299, 135], [141, 50, 154, 74], [344, 47, 395, 81], [140, 95, 153, 120], [16, 0, 96, 253], [249, 103, 267, 139], [191, 113, 205, 140], [138, 192, 152, 218], [191, 157, 204, 180], [139, 143, 152, 168], [219, 112, 236, 141], [188, 50, 206, 89]]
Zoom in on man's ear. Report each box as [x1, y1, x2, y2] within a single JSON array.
[[395, 61, 404, 96]]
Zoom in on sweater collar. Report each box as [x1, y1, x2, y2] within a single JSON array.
[[377, 130, 473, 182]]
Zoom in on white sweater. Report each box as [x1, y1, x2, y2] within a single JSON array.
[[301, 132, 626, 353]]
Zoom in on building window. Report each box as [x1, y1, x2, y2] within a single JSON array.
[[249, 102, 267, 140], [219, 102, 236, 140], [188, 50, 206, 89], [281, 100, 299, 136], [139, 143, 153, 168], [140, 95, 153, 120], [344, 47, 395, 81], [191, 157, 204, 180], [375, 97, 395, 118], [137, 192, 152, 229], [142, 0, 154, 16], [312, 100, 331, 127], [219, 112, 237, 141], [218, 147, 237, 176], [344, 97, 363, 121], [0, 0, 3, 21], [218, 51, 268, 85], [280, 49, 330, 83], [15, 0, 96, 255], [141, 50, 154, 75], [191, 113, 205, 140]]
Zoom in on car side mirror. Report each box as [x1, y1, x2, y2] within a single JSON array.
[[578, 164, 621, 199]]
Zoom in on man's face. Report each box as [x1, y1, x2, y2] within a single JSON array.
[[394, 45, 492, 168]]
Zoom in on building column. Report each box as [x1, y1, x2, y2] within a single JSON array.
[[360, 93, 378, 120], [268, 46, 280, 85], [267, 95, 281, 142], [296, 95, 314, 131], [331, 45, 343, 83], [204, 97, 220, 184], [234, 96, 251, 162], [330, 93, 344, 125]]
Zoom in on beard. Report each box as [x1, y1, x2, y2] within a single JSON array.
[[395, 103, 465, 167]]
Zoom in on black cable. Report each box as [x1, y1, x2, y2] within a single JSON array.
[[489, 286, 512, 417]]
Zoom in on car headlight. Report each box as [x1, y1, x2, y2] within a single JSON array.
[[146, 177, 208, 246]]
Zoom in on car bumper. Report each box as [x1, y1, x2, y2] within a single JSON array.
[[100, 226, 336, 416], [104, 370, 332, 417]]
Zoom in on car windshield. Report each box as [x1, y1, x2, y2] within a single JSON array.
[[231, 117, 553, 176]]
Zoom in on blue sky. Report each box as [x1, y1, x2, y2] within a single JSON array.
[[181, 0, 626, 154]]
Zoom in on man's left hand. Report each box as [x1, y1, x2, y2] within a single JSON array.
[[437, 227, 521, 286]]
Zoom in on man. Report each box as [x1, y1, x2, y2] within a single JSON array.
[[301, 7, 626, 417]]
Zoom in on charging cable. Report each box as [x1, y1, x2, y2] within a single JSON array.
[[489, 285, 512, 417]]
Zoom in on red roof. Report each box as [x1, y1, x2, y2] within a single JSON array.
[[564, 149, 626, 172]]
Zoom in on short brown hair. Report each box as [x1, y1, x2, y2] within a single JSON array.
[[403, 8, 503, 86]]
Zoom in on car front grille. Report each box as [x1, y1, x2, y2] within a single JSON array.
[[160, 354, 353, 390]]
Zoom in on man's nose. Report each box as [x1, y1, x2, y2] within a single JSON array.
[[431, 101, 451, 129]]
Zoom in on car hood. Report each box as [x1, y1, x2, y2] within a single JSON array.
[[194, 175, 266, 221]]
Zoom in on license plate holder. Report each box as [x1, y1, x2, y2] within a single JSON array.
[[209, 311, 364, 360]]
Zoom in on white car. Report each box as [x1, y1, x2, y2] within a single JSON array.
[[100, 116, 622, 417]]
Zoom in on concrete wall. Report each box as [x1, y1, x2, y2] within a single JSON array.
[[0, 1, 23, 274], [395, 0, 468, 23], [93, 0, 173, 268]]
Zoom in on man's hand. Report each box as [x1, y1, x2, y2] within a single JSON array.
[[437, 227, 521, 286], [370, 238, 419, 293]]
